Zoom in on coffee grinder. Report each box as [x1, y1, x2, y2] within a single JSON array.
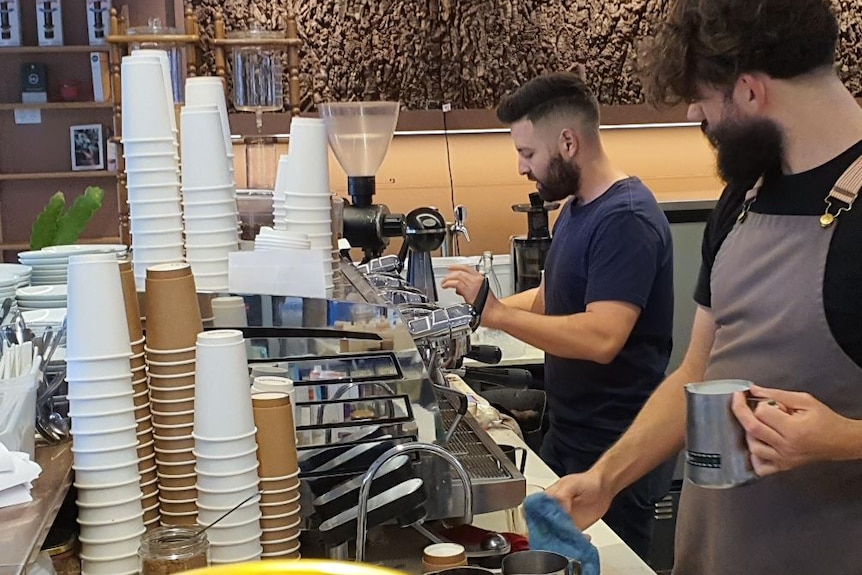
[[511, 192, 559, 293], [318, 102, 405, 262]]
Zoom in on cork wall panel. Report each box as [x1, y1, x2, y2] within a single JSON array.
[[188, 0, 862, 110]]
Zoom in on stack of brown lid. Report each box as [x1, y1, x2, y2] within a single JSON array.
[[143, 263, 202, 526]]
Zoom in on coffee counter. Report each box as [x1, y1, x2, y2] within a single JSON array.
[[0, 442, 73, 575], [479, 428, 657, 575]]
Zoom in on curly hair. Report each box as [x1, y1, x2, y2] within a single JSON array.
[[496, 72, 599, 132], [638, 0, 839, 107]]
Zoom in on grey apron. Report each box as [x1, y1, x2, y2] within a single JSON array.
[[673, 158, 862, 575]]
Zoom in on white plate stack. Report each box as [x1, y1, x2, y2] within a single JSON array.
[[15, 285, 67, 311], [18, 245, 126, 286], [0, 263, 31, 290], [121, 50, 184, 290], [180, 102, 239, 293], [194, 330, 262, 565], [64, 253, 144, 575], [0, 272, 20, 315]]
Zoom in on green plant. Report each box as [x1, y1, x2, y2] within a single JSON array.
[[30, 186, 105, 250]]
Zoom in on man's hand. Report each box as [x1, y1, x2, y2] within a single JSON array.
[[441, 265, 503, 326], [731, 384, 862, 476], [545, 470, 614, 531]]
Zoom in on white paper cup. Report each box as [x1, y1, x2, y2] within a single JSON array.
[[122, 138, 178, 156], [127, 198, 183, 218], [79, 551, 140, 575], [124, 153, 179, 172], [125, 167, 181, 188], [180, 199, 238, 217], [283, 117, 330, 197], [66, 254, 133, 360], [194, 446, 259, 474], [194, 330, 256, 438], [77, 515, 145, 544], [69, 425, 138, 452], [283, 192, 332, 209], [126, 181, 182, 202], [121, 58, 174, 139], [181, 105, 232, 188], [195, 463, 259, 491], [195, 483, 260, 510], [191, 427, 256, 452], [183, 214, 240, 233], [185, 77, 232, 158]]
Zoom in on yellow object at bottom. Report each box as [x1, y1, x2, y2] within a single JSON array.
[[181, 559, 411, 575]]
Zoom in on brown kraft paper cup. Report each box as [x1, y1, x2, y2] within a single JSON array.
[[261, 520, 301, 542], [119, 260, 145, 342], [253, 401, 298, 478], [145, 264, 203, 350]]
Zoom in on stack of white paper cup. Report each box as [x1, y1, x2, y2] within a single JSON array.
[[282, 118, 333, 290], [65, 254, 145, 574], [121, 51, 184, 290], [180, 104, 239, 292], [184, 77, 235, 184], [194, 330, 262, 564]]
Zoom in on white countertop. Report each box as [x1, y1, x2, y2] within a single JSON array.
[[477, 427, 657, 575]]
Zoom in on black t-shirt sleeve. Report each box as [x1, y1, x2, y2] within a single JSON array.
[[693, 184, 748, 308]]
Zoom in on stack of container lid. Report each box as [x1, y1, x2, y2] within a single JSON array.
[[194, 329, 262, 564], [65, 253, 144, 575], [143, 263, 203, 526]]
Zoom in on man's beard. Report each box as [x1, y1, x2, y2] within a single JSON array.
[[705, 116, 784, 184], [532, 155, 581, 202]]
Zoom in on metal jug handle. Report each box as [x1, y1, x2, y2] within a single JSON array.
[[565, 559, 583, 575]]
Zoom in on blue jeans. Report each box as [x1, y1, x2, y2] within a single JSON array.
[[540, 433, 675, 560]]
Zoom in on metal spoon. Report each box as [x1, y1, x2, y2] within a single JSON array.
[[0, 298, 13, 326], [39, 318, 65, 372]]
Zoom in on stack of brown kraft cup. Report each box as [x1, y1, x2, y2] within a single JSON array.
[[119, 260, 159, 530], [143, 263, 202, 526], [252, 391, 301, 559]]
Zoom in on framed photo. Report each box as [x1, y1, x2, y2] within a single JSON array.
[[70, 124, 104, 171]]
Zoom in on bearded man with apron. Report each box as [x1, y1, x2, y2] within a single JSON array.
[[545, 1, 862, 572]]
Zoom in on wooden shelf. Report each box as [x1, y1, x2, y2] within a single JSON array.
[[0, 45, 110, 54], [0, 171, 118, 181], [0, 102, 113, 111]]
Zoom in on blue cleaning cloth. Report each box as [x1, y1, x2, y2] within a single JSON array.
[[523, 492, 601, 575]]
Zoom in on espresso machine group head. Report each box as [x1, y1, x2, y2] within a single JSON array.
[[319, 101, 405, 262]]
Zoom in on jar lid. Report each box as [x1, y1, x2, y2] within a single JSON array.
[[42, 529, 77, 556]]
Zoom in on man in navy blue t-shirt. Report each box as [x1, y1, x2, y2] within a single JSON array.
[[443, 72, 675, 557]]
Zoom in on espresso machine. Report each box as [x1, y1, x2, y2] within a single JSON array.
[[511, 192, 559, 293], [318, 102, 405, 262]]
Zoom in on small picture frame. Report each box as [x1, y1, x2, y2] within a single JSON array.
[[70, 124, 104, 171]]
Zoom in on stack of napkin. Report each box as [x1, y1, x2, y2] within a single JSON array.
[[0, 441, 42, 508]]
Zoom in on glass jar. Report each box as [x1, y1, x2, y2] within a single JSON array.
[[229, 25, 286, 113], [139, 526, 209, 575], [127, 18, 187, 104], [478, 251, 503, 297], [244, 136, 278, 191], [42, 529, 79, 575]]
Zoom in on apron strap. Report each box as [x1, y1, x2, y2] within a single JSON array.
[[738, 154, 862, 227], [822, 154, 862, 227]]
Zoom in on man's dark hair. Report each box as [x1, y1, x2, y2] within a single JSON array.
[[496, 72, 600, 133], [638, 0, 839, 107]]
